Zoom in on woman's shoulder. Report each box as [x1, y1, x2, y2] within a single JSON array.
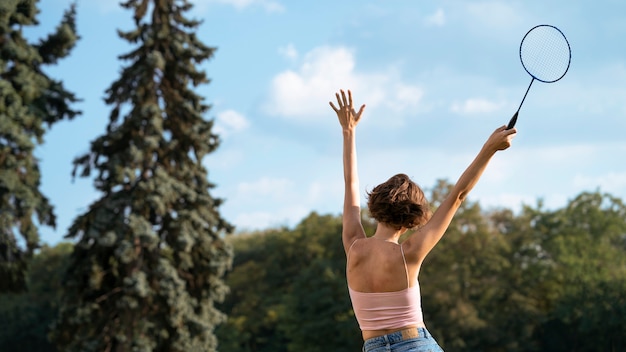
[[348, 237, 380, 258], [348, 237, 368, 254]]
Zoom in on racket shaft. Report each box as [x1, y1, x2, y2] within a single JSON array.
[[507, 77, 534, 129]]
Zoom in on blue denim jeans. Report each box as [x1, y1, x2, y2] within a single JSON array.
[[363, 327, 444, 352]]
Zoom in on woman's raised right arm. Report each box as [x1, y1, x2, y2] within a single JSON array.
[[404, 125, 517, 261]]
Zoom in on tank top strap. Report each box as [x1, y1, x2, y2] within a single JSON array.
[[347, 238, 361, 261], [400, 244, 410, 289]]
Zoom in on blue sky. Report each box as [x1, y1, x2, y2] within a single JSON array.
[[31, 0, 626, 245]]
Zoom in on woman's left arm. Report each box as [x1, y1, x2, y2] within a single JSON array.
[[330, 90, 367, 255]]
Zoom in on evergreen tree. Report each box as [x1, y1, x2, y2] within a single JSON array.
[[49, 0, 233, 350], [0, 0, 80, 292]]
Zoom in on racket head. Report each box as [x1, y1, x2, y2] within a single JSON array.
[[519, 24, 571, 83]]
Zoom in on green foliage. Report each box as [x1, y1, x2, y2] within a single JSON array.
[[279, 214, 366, 352], [48, 1, 232, 351], [217, 212, 373, 352], [0, 0, 80, 292], [528, 192, 626, 352]]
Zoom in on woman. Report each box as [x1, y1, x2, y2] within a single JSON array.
[[330, 89, 517, 351]]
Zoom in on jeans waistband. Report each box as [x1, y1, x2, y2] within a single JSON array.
[[364, 327, 426, 345]]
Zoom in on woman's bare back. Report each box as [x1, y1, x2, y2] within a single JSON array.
[[347, 238, 419, 293]]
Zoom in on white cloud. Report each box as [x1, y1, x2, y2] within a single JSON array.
[[393, 84, 425, 112], [265, 46, 424, 124], [307, 179, 342, 204], [469, 142, 626, 212], [237, 177, 294, 198], [266, 46, 357, 119], [424, 8, 446, 27], [191, 0, 284, 13], [214, 110, 249, 138], [229, 177, 341, 230], [231, 205, 310, 231], [476, 192, 539, 211], [573, 172, 626, 194], [465, 1, 524, 28], [451, 98, 505, 114], [231, 211, 278, 230], [527, 144, 596, 163], [278, 43, 298, 61]]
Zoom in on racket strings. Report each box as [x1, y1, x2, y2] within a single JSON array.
[[520, 26, 571, 83]]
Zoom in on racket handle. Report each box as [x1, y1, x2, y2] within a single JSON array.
[[506, 111, 518, 130]]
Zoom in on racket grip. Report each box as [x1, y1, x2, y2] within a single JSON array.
[[506, 111, 518, 130]]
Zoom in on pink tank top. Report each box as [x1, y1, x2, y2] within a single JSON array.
[[347, 240, 424, 331]]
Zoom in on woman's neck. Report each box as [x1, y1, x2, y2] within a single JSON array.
[[371, 223, 405, 244]]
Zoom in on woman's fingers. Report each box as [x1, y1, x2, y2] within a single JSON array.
[[341, 90, 349, 107], [356, 104, 366, 119], [332, 89, 361, 115]]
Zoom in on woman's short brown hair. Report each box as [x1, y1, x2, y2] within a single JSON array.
[[366, 173, 431, 230]]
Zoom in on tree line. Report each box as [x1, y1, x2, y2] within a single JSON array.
[[2, 183, 624, 351]]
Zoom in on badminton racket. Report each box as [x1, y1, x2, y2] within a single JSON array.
[[507, 24, 571, 129]]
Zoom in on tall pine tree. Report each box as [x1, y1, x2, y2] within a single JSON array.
[[50, 0, 233, 350], [0, 0, 80, 292]]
